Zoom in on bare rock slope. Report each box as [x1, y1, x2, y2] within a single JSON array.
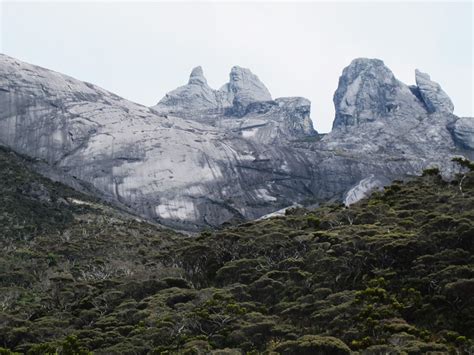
[[0, 54, 471, 230]]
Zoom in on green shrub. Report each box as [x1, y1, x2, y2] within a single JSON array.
[[452, 157, 474, 171], [422, 167, 440, 176], [274, 335, 351, 354]]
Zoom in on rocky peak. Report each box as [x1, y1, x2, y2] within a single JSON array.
[[332, 58, 427, 129], [150, 64, 316, 141], [152, 66, 219, 115], [339, 58, 387, 80], [225, 66, 272, 101], [415, 69, 454, 114], [154, 65, 274, 117], [188, 66, 207, 85], [219, 66, 273, 117]]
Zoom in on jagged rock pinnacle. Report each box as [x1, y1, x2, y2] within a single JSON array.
[[332, 58, 426, 129], [188, 66, 207, 86], [226, 66, 272, 101], [415, 69, 454, 114]]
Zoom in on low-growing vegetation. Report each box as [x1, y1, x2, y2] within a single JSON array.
[[1, 146, 473, 354]]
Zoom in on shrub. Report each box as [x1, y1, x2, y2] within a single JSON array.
[[274, 335, 351, 354], [422, 167, 440, 176], [305, 216, 321, 229], [452, 157, 474, 171]]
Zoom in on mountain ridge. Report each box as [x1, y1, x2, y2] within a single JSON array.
[[0, 53, 472, 230]]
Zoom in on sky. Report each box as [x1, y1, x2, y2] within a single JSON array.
[[1, 1, 473, 133]]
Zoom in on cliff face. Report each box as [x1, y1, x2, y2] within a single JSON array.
[[0, 54, 472, 230]]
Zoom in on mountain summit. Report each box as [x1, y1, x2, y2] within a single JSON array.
[[188, 66, 208, 85], [221, 65, 272, 113], [332, 58, 456, 129], [153, 65, 273, 119], [154, 66, 220, 114], [153, 64, 315, 140]]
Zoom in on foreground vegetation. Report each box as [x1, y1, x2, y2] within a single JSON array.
[[1, 146, 473, 354]]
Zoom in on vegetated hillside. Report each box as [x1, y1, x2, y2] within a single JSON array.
[[1, 145, 473, 354]]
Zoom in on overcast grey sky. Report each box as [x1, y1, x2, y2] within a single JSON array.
[[1, 1, 472, 132]]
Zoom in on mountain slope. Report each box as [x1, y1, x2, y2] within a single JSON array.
[[0, 54, 472, 231], [1, 146, 473, 353], [0, 54, 320, 231]]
